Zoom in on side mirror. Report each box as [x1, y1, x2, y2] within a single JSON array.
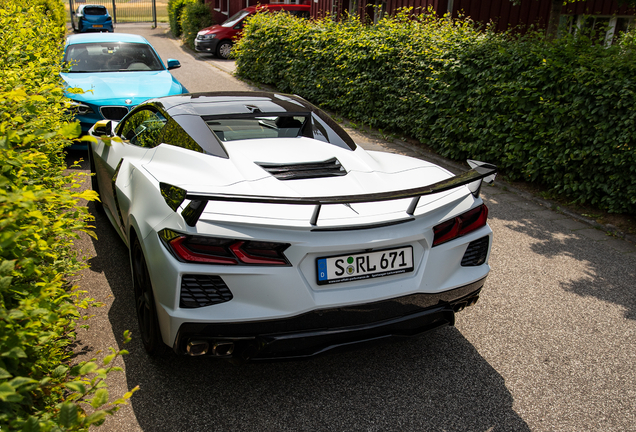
[[93, 120, 113, 137], [167, 59, 181, 70]]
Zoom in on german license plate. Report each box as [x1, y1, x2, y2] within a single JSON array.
[[317, 246, 413, 285]]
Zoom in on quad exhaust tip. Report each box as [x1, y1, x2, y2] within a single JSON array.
[[212, 342, 235, 357], [187, 340, 209, 356], [186, 340, 235, 357], [453, 295, 480, 313]]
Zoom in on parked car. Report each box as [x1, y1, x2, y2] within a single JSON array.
[[61, 33, 188, 146], [75, 4, 114, 33], [87, 91, 497, 360], [195, 4, 310, 59]]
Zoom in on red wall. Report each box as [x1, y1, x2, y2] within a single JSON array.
[[310, 0, 635, 29]]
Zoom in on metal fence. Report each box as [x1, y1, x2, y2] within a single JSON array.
[[66, 0, 169, 28]]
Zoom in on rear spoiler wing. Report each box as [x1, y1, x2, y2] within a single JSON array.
[[160, 160, 496, 227]]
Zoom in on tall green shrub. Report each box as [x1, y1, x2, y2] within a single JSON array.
[[168, 0, 195, 37], [0, 1, 136, 430], [234, 11, 636, 214], [180, 1, 214, 50]]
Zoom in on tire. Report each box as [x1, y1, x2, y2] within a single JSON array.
[[88, 149, 104, 213], [131, 237, 167, 356], [216, 41, 232, 59]]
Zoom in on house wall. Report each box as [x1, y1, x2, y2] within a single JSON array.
[[452, 0, 634, 31], [311, 0, 448, 21], [204, 0, 261, 24], [310, 0, 635, 29]]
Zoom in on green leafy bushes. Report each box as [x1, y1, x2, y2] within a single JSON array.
[[168, 0, 193, 37], [0, 1, 135, 429], [180, 1, 214, 50], [234, 11, 636, 214]]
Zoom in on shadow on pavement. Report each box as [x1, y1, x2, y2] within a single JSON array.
[[484, 189, 636, 321]]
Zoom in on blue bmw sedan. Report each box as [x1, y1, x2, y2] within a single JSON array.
[[61, 33, 188, 139]]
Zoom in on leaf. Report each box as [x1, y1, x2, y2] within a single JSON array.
[[58, 402, 79, 428], [21, 416, 41, 432], [64, 381, 87, 394], [90, 388, 109, 408], [80, 135, 98, 144], [84, 410, 107, 426], [9, 376, 37, 389], [76, 189, 100, 201], [58, 122, 81, 139], [79, 362, 98, 375], [0, 382, 21, 402], [52, 365, 69, 378]]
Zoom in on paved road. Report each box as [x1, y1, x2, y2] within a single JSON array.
[[66, 23, 636, 432]]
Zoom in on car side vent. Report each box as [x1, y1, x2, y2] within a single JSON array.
[[256, 157, 347, 180], [180, 275, 233, 308], [461, 236, 490, 267], [100, 106, 129, 121]]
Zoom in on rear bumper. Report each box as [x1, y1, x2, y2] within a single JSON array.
[[173, 277, 486, 360]]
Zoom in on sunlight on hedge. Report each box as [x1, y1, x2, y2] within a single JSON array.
[[235, 10, 636, 214], [0, 1, 136, 430]]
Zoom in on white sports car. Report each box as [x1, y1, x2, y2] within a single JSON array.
[[88, 92, 496, 360]]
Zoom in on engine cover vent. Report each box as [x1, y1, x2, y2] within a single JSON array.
[[256, 157, 347, 180]]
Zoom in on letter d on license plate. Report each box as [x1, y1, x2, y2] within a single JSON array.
[[316, 246, 413, 285]]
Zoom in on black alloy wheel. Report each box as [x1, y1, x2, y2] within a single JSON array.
[[131, 237, 167, 355]]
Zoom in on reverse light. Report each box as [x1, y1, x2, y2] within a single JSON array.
[[432, 204, 488, 247], [159, 229, 290, 266]]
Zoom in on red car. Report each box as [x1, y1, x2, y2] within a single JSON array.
[[195, 3, 310, 59]]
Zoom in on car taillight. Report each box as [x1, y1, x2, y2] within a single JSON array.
[[159, 229, 290, 266], [432, 204, 488, 247]]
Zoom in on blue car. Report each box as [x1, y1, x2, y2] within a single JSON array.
[[75, 4, 114, 33], [61, 33, 189, 145]]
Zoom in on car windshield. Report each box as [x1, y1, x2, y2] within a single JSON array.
[[84, 6, 107, 15], [64, 42, 164, 73], [221, 10, 250, 27]]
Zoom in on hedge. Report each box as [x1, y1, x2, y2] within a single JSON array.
[[180, 1, 214, 50], [234, 11, 636, 214], [0, 1, 135, 430], [168, 0, 195, 37]]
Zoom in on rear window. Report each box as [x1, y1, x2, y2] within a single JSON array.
[[206, 115, 307, 142], [202, 112, 356, 150], [84, 6, 107, 15]]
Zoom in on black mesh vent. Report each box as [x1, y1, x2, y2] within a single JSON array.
[[100, 106, 129, 121], [256, 157, 347, 180], [461, 236, 489, 266], [180, 275, 233, 308]]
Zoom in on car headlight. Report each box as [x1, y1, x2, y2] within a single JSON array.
[[67, 100, 95, 115], [197, 33, 216, 41]]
